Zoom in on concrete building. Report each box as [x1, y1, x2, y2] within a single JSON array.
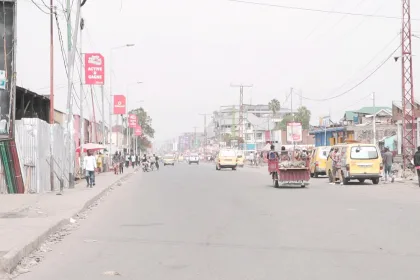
[[211, 104, 295, 150], [310, 106, 396, 147]]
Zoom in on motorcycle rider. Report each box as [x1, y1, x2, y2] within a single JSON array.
[[141, 154, 149, 171], [153, 154, 160, 170]]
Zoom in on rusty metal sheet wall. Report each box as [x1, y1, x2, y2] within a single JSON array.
[[15, 119, 70, 193]]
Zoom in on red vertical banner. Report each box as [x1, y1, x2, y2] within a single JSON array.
[[113, 95, 126, 114], [135, 125, 142, 136], [128, 114, 137, 128], [84, 53, 105, 85], [265, 130, 271, 141]]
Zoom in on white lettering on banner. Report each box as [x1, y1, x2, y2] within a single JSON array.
[[88, 75, 103, 79], [87, 67, 103, 71]]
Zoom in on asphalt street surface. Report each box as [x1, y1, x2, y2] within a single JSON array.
[[18, 163, 420, 280]]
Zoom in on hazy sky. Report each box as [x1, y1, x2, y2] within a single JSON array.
[[16, 0, 420, 142]]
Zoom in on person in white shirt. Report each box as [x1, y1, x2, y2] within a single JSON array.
[[83, 150, 97, 188]]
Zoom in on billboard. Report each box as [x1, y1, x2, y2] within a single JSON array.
[[319, 116, 331, 127], [286, 122, 302, 142], [84, 53, 105, 85], [113, 95, 126, 114], [134, 125, 142, 136], [0, 1, 15, 138], [128, 114, 137, 128]]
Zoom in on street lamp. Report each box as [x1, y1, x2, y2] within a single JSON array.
[[126, 82, 144, 153], [108, 43, 135, 158]]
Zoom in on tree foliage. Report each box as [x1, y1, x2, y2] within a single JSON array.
[[268, 99, 281, 115], [128, 107, 155, 138], [278, 106, 311, 130]]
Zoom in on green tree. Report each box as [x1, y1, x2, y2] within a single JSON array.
[[278, 106, 311, 130], [128, 107, 155, 138], [268, 99, 281, 115], [295, 106, 311, 129]]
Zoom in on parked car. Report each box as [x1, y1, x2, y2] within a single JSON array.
[[189, 153, 199, 164], [326, 142, 383, 185], [309, 146, 330, 178]]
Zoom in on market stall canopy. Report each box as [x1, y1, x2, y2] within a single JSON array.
[[76, 143, 105, 153]]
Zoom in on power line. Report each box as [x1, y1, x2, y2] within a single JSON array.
[[301, 43, 401, 102], [327, 33, 400, 95], [29, 0, 51, 14], [227, 0, 417, 21]]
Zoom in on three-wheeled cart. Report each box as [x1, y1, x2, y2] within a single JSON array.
[[268, 157, 310, 188]]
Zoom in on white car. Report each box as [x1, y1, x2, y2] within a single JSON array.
[[188, 153, 199, 164]]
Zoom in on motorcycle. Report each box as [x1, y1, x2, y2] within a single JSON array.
[[142, 162, 150, 172]]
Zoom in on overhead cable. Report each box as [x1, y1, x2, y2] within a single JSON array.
[[227, 0, 418, 21], [300, 43, 401, 102]]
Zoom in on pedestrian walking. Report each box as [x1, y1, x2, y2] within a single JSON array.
[[382, 147, 394, 183], [131, 153, 135, 168], [119, 151, 124, 174], [96, 152, 103, 173], [333, 149, 343, 185], [112, 152, 119, 175], [125, 153, 130, 168], [83, 150, 97, 188], [414, 147, 420, 187]]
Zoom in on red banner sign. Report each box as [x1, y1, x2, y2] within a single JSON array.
[[128, 114, 137, 128], [113, 95, 126, 114], [265, 130, 271, 141], [84, 53, 105, 85], [135, 125, 142, 136]]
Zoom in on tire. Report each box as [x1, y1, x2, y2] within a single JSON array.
[[310, 173, 314, 178], [232, 167, 236, 171], [372, 178, 379, 185], [314, 172, 319, 178], [358, 179, 366, 183]]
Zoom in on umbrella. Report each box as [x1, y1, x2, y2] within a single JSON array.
[[76, 143, 105, 153]]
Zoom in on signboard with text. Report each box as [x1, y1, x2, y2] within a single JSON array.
[[286, 122, 302, 142], [84, 53, 105, 85], [135, 125, 142, 136], [128, 114, 137, 128], [113, 95, 126, 114]]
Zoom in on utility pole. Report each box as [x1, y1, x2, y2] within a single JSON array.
[[231, 84, 253, 149], [372, 92, 376, 145], [290, 87, 294, 147], [65, 0, 82, 188], [79, 16, 84, 176], [401, 0, 415, 169], [101, 85, 105, 145], [199, 114, 211, 153], [193, 126, 198, 149], [49, 1, 55, 191]]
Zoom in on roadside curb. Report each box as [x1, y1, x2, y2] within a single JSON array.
[[0, 170, 137, 274]]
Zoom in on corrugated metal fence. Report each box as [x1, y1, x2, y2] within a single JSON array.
[[15, 118, 70, 193]]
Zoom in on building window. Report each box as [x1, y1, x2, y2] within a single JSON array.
[[245, 134, 251, 141], [256, 133, 263, 140]]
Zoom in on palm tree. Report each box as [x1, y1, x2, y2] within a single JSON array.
[[268, 99, 281, 116]]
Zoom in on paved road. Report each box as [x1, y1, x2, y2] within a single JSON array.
[[18, 163, 420, 280]]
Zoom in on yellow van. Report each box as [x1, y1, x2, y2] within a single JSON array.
[[326, 143, 383, 185], [310, 146, 330, 178]]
